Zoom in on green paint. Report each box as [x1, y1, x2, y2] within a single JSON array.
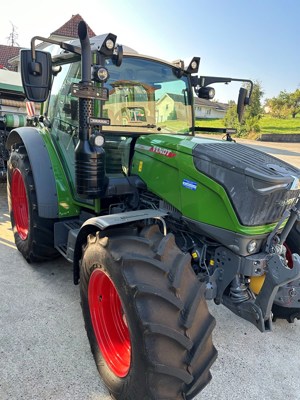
[[0, 83, 23, 93], [38, 126, 80, 217], [132, 134, 281, 236]]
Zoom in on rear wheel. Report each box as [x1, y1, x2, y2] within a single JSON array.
[[7, 143, 59, 262], [80, 225, 217, 400]]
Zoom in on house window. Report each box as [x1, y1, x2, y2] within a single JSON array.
[[166, 104, 169, 110], [206, 109, 211, 115]]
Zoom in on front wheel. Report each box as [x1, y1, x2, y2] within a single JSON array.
[[286, 220, 300, 255], [272, 228, 300, 323], [80, 225, 217, 400]]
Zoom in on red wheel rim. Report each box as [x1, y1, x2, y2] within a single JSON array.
[[11, 169, 29, 240], [88, 269, 131, 377], [284, 243, 293, 268]]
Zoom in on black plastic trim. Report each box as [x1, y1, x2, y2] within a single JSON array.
[[6, 127, 58, 218]]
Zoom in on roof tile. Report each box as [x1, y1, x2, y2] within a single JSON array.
[[51, 14, 96, 38], [0, 45, 21, 70]]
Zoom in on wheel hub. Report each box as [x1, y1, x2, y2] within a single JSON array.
[[88, 269, 131, 377], [11, 169, 29, 240]]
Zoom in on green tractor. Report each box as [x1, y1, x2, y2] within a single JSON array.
[[6, 21, 300, 399]]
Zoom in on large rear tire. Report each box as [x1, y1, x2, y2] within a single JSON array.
[[7, 143, 59, 262], [80, 225, 217, 400]]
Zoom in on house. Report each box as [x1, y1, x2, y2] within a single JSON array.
[[194, 97, 228, 119], [0, 45, 22, 71], [50, 14, 95, 41], [156, 93, 228, 123], [0, 15, 95, 116], [156, 93, 188, 123], [8, 14, 96, 69]]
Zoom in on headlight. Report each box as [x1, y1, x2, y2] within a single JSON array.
[[90, 134, 105, 148], [97, 67, 109, 82], [247, 240, 257, 254], [92, 66, 109, 83]]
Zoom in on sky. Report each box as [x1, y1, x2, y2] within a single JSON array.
[[1, 0, 300, 103]]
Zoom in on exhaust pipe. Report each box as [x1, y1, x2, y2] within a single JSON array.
[[75, 21, 107, 198]]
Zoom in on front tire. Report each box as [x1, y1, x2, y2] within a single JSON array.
[[272, 228, 300, 323], [80, 225, 217, 400], [7, 143, 59, 262], [286, 220, 300, 254]]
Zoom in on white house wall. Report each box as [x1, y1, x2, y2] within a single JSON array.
[[194, 106, 226, 119]]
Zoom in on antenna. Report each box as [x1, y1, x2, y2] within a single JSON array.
[[7, 22, 19, 47]]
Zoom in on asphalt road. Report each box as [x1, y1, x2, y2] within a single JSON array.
[[1, 139, 300, 400]]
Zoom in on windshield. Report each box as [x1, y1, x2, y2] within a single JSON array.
[[103, 57, 192, 134], [47, 55, 193, 135]]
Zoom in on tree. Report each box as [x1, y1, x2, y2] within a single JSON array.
[[266, 89, 300, 119], [265, 93, 290, 118], [167, 108, 177, 120], [224, 101, 239, 130], [224, 81, 263, 137], [288, 89, 300, 118], [246, 81, 264, 119]]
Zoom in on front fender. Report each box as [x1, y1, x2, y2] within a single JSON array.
[[72, 209, 168, 284], [7, 127, 58, 218]]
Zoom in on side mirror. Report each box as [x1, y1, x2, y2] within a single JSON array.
[[20, 49, 52, 102], [237, 87, 249, 123]]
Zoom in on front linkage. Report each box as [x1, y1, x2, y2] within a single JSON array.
[[203, 198, 300, 331]]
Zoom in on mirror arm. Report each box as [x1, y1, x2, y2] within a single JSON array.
[[30, 36, 81, 62], [230, 78, 253, 100], [198, 76, 233, 86], [196, 76, 253, 98]]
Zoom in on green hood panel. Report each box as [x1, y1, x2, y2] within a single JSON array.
[[132, 134, 279, 235], [134, 134, 223, 155]]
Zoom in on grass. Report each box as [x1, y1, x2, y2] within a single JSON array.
[[195, 115, 300, 135], [195, 118, 225, 129], [260, 115, 300, 134]]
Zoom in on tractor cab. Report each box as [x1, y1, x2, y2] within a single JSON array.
[[20, 29, 199, 194], [44, 51, 195, 179]]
